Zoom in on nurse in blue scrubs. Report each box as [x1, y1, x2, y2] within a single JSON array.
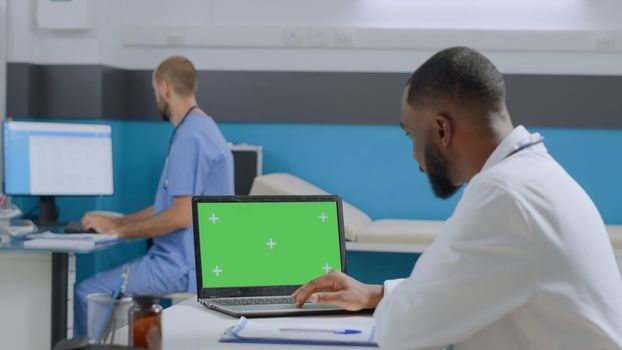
[[73, 56, 234, 336]]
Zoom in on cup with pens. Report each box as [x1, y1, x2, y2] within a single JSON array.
[[87, 267, 134, 345]]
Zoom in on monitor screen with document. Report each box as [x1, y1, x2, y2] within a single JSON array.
[[3, 120, 113, 196]]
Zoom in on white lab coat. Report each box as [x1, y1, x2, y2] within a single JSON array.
[[374, 126, 622, 350]]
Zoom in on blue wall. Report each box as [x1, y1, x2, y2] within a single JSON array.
[[112, 121, 622, 224], [10, 120, 622, 283], [15, 120, 620, 224]]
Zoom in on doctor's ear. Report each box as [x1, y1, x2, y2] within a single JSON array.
[[162, 80, 172, 98], [155, 79, 171, 98], [434, 114, 452, 147]]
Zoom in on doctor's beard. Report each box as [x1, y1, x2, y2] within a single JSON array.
[[157, 95, 171, 122], [424, 141, 461, 199]]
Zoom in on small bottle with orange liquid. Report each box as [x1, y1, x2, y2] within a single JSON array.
[[129, 294, 163, 350]]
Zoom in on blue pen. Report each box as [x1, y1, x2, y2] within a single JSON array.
[[95, 267, 129, 343], [279, 328, 362, 335]]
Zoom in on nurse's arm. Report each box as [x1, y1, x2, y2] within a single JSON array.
[[115, 205, 154, 225], [114, 196, 192, 239], [81, 206, 154, 230]]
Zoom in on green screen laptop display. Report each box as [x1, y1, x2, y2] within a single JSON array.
[[196, 201, 342, 288]]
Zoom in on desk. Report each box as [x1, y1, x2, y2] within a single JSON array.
[[163, 297, 374, 349], [0, 233, 142, 350]]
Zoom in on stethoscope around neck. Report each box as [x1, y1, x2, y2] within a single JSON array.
[[167, 104, 198, 155], [504, 134, 544, 159]]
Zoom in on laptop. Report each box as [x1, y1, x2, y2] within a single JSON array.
[[192, 195, 354, 317]]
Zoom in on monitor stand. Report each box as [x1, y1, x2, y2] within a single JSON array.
[[39, 195, 57, 225]]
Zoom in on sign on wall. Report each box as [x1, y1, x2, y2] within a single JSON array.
[[36, 0, 92, 30]]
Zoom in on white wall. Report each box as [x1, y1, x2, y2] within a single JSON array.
[[5, 0, 622, 75], [207, 0, 622, 30]]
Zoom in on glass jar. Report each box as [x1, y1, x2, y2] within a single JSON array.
[[129, 294, 163, 350], [87, 293, 133, 345]]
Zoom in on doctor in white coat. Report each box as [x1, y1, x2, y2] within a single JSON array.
[[292, 47, 622, 349]]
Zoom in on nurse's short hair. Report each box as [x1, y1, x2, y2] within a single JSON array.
[[153, 56, 198, 97], [406, 47, 506, 114]]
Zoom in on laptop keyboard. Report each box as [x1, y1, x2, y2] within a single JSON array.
[[211, 297, 297, 306]]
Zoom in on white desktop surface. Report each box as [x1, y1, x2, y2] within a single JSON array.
[[163, 297, 375, 350]]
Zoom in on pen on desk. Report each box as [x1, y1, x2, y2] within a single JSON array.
[[279, 328, 362, 335]]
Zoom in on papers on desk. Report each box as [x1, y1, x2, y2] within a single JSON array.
[[0, 204, 23, 220], [23, 231, 119, 250], [220, 316, 378, 347], [0, 219, 38, 237]]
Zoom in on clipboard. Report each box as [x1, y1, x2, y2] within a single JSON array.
[[220, 316, 378, 347]]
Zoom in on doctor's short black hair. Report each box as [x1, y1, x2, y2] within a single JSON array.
[[406, 47, 506, 113]]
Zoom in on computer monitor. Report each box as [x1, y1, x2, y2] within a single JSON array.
[[3, 120, 113, 222]]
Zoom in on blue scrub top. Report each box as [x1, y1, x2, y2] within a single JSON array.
[[150, 113, 234, 292]]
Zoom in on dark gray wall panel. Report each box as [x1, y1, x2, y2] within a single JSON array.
[[6, 63, 36, 117], [8, 64, 104, 119], [196, 71, 409, 124], [5, 63, 622, 128], [124, 70, 157, 120], [123, 70, 409, 123], [101, 66, 127, 118], [36, 65, 103, 118], [506, 75, 622, 129]]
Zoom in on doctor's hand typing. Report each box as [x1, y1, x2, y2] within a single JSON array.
[[81, 213, 121, 234], [291, 271, 383, 311]]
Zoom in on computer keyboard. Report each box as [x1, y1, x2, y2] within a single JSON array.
[[64, 221, 96, 234], [212, 297, 297, 306]]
